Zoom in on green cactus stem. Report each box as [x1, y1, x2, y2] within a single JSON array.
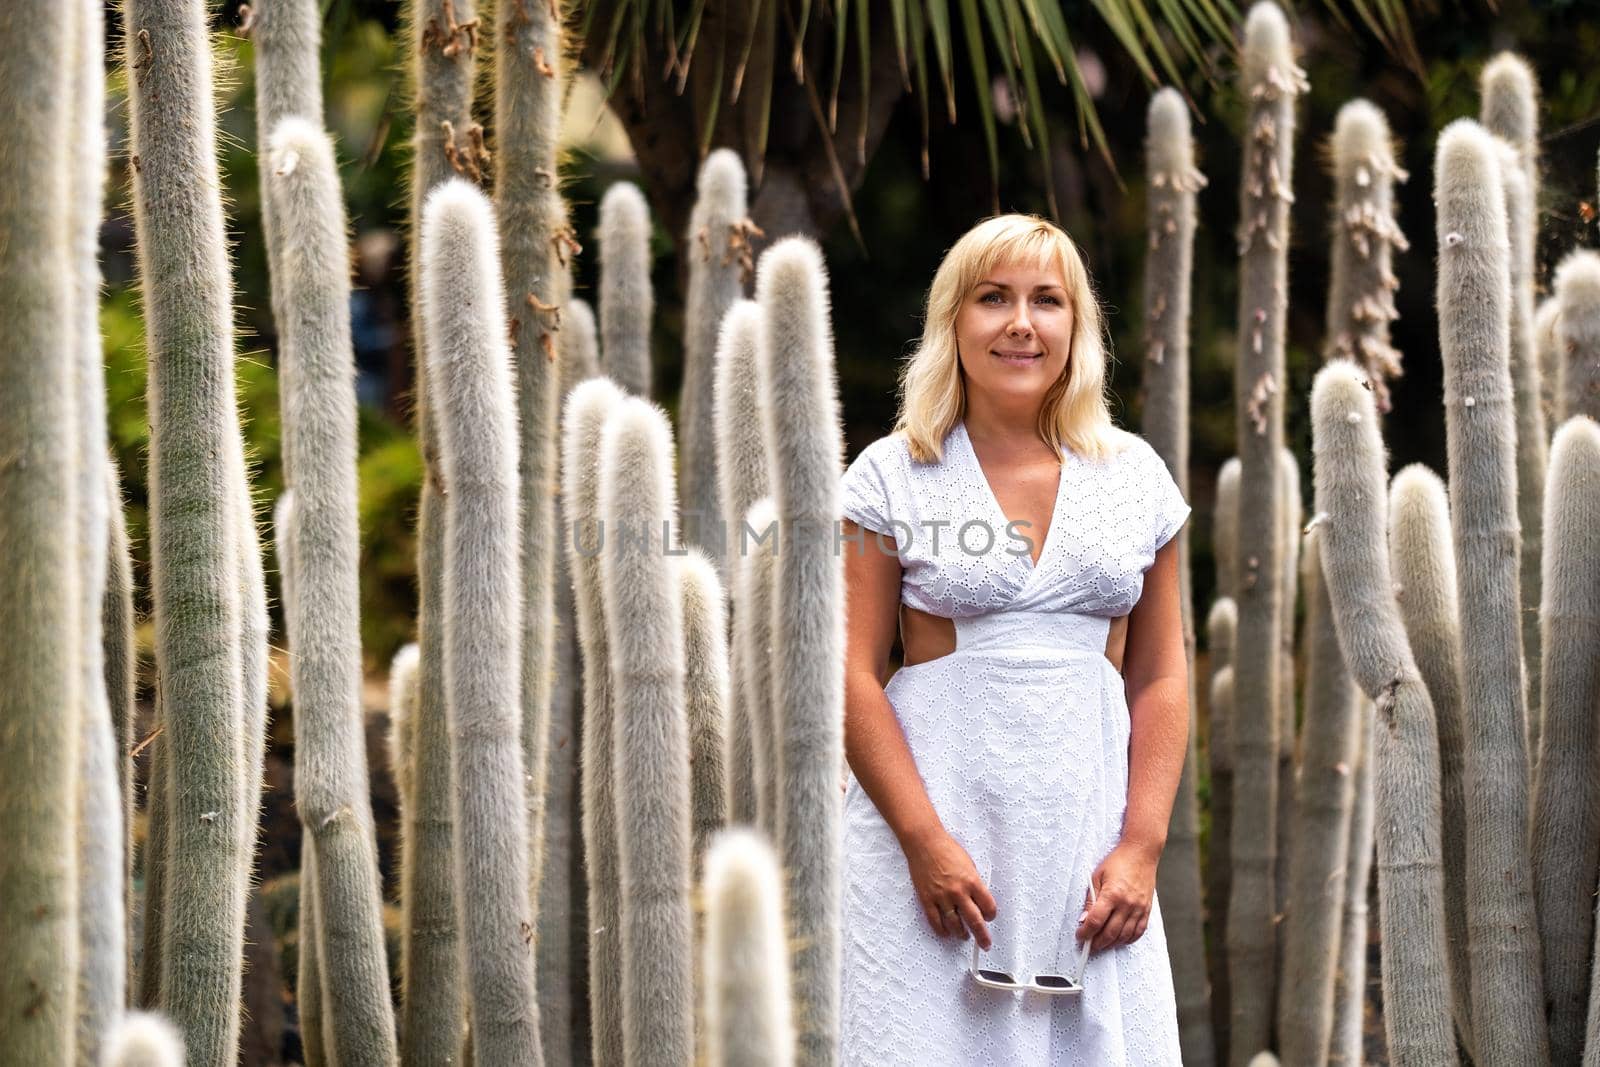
[[1532, 417, 1600, 1063], [754, 237, 847, 1067], [1436, 117, 1549, 1062], [682, 150, 752, 560], [1311, 361, 1457, 1064], [598, 182, 655, 397], [1388, 463, 1473, 1054], [702, 829, 795, 1067], [1228, 7, 1307, 1058], [423, 178, 544, 1066], [599, 398, 695, 1066]]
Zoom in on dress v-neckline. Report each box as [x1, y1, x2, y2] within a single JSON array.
[[955, 419, 1066, 574]]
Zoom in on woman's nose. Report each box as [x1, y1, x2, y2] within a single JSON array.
[[1007, 307, 1033, 338]]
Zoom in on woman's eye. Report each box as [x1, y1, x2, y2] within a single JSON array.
[[1036, 294, 1061, 306], [980, 291, 1003, 304]]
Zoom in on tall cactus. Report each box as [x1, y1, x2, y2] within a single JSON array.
[[1228, 7, 1305, 1058], [389, 643, 421, 822], [1310, 360, 1457, 1064], [1204, 597, 1237, 1061], [268, 118, 399, 1064], [683, 150, 752, 560], [599, 183, 655, 397], [680, 549, 731, 863], [1532, 417, 1600, 1063], [1215, 458, 1241, 600], [540, 297, 602, 1067], [1555, 250, 1600, 424], [563, 375, 630, 1067], [1277, 529, 1362, 1065], [0, 0, 80, 1060], [702, 829, 796, 1067], [754, 237, 846, 1067], [400, 1, 478, 1056], [1324, 99, 1409, 411], [1329, 704, 1375, 1067], [423, 178, 543, 1066], [104, 462, 138, 967], [123, 0, 255, 1057], [1388, 463, 1473, 1054], [251, 0, 323, 340], [1482, 57, 1549, 755], [600, 398, 695, 1066], [495, 0, 571, 966], [714, 301, 774, 826], [1141, 84, 1213, 1066], [1435, 117, 1549, 1063], [70, 0, 124, 1060], [743, 497, 784, 840]]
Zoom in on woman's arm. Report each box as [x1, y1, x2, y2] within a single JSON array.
[[1078, 537, 1190, 951], [842, 519, 996, 947]]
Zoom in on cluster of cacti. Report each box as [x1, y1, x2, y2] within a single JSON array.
[[17, 2, 1600, 1066]]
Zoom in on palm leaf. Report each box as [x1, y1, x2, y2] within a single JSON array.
[[956, 0, 1000, 210]]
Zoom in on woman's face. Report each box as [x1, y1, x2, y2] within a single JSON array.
[[953, 259, 1075, 406]]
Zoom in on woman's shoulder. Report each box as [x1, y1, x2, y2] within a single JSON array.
[[1068, 425, 1156, 470]]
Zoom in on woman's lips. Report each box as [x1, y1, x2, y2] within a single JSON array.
[[992, 349, 1042, 364]]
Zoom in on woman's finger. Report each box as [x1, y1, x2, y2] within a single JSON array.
[[923, 901, 945, 938], [957, 896, 990, 949], [1130, 916, 1149, 944], [1094, 907, 1130, 953]]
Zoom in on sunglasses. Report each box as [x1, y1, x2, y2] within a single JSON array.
[[967, 881, 1094, 997]]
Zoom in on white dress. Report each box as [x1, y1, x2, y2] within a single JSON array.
[[837, 419, 1191, 1066]]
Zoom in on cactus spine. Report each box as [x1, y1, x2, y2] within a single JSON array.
[[1482, 57, 1549, 758], [599, 183, 656, 396], [423, 179, 544, 1066], [1325, 100, 1409, 410], [1387, 464, 1473, 1052], [600, 398, 695, 1066], [267, 118, 399, 1064], [683, 150, 752, 559], [123, 0, 259, 1056], [1436, 118, 1549, 1062], [1555, 251, 1600, 424], [0, 0, 80, 1058], [1310, 361, 1456, 1063], [104, 1013, 186, 1067], [702, 829, 796, 1067], [1141, 84, 1213, 1067], [714, 301, 774, 826], [401, 1, 477, 1056], [680, 549, 731, 863], [1277, 529, 1362, 1065], [565, 377, 630, 1066], [1532, 418, 1600, 1063], [754, 237, 847, 1066], [494, 0, 570, 986], [1228, 8, 1305, 1058]]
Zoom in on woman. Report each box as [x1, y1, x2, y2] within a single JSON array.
[[838, 214, 1190, 1064]]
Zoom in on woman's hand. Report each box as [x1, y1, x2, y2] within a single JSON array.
[[900, 827, 998, 950], [1077, 839, 1161, 952]]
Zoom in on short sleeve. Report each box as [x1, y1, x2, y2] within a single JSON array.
[[1147, 444, 1191, 554], [840, 440, 895, 536]]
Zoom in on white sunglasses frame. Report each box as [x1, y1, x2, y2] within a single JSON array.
[[967, 880, 1095, 997]]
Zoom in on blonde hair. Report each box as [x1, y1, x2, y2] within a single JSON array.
[[893, 214, 1126, 464]]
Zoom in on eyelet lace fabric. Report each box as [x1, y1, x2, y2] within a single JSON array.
[[838, 420, 1191, 1066]]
